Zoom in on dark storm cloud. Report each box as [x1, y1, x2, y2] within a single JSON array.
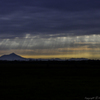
[[0, 0, 100, 39]]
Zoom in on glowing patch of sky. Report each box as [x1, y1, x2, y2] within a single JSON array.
[[0, 34, 100, 59]]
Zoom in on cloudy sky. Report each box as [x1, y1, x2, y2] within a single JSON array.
[[0, 0, 100, 59]]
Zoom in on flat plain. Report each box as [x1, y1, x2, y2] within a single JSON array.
[[0, 61, 100, 100]]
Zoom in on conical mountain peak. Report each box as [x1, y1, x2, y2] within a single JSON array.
[[0, 53, 26, 61], [9, 53, 17, 56]]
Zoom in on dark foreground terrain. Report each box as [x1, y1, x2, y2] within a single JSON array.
[[0, 60, 100, 100]]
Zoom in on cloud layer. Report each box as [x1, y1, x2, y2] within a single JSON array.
[[0, 0, 100, 38]]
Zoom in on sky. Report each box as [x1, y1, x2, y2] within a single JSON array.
[[0, 0, 100, 59]]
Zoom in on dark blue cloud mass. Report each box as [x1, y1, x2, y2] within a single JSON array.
[[0, 0, 100, 39]]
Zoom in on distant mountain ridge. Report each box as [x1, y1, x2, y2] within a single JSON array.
[[0, 53, 89, 61], [67, 58, 89, 61]]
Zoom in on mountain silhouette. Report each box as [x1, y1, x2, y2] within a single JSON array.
[[0, 53, 26, 61], [0, 53, 89, 61]]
